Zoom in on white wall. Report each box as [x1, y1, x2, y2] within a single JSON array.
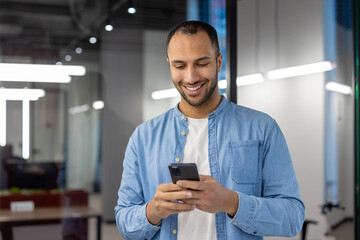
[[237, 0, 329, 239]]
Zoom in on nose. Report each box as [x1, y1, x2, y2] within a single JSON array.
[[184, 66, 200, 84]]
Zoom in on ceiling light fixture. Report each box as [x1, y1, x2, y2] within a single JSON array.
[[105, 24, 113, 32], [65, 54, 72, 62], [0, 73, 71, 83], [89, 36, 97, 44], [92, 100, 104, 109], [237, 73, 264, 86], [75, 46, 83, 54], [218, 79, 227, 89], [0, 99, 6, 147], [267, 61, 335, 80], [0, 88, 45, 101], [151, 88, 179, 100], [22, 99, 30, 159], [68, 104, 90, 115], [128, 0, 136, 14], [0, 63, 86, 76], [325, 82, 352, 95], [105, 18, 114, 32]]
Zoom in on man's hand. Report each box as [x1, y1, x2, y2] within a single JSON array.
[[178, 175, 239, 217], [146, 183, 196, 225]]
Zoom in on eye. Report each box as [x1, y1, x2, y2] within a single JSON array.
[[198, 63, 209, 67], [174, 65, 185, 70]]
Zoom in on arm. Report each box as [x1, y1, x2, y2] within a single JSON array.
[[115, 133, 195, 240], [114, 134, 160, 240]]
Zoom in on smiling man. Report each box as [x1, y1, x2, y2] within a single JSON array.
[[115, 21, 305, 240]]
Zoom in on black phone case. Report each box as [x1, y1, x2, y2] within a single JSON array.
[[168, 163, 200, 184]]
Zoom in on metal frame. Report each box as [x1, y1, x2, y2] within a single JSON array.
[[226, 0, 237, 103], [353, 0, 360, 238]]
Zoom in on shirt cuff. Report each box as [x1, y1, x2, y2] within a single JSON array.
[[136, 202, 161, 238], [227, 191, 256, 232]]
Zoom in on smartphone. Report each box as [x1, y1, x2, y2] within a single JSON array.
[[168, 163, 200, 184]]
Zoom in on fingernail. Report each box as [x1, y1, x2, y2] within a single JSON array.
[[186, 192, 192, 198], [177, 181, 182, 186]]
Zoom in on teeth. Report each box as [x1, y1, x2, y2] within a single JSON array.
[[186, 85, 201, 91]]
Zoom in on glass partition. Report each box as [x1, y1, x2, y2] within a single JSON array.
[[0, 1, 186, 239], [236, 0, 354, 239]]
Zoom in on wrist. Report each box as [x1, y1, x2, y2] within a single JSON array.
[[225, 190, 239, 217], [146, 200, 162, 225]]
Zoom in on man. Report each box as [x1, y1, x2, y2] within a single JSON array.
[[115, 21, 305, 240]]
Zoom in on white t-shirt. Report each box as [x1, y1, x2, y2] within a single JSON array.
[[177, 117, 217, 240]]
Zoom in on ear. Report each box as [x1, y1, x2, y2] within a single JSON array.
[[217, 53, 223, 72], [166, 57, 169, 63]]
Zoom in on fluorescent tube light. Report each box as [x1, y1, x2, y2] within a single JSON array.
[[0, 72, 71, 83], [0, 63, 86, 77], [151, 88, 179, 100], [325, 82, 352, 95], [267, 61, 334, 80], [0, 88, 45, 101], [237, 74, 264, 86], [0, 99, 6, 147], [92, 100, 104, 110], [68, 104, 90, 115], [22, 100, 30, 159], [218, 79, 227, 89]]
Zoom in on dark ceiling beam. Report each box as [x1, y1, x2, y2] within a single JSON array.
[[0, 1, 71, 16]]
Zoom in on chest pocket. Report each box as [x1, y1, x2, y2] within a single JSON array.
[[229, 140, 261, 184]]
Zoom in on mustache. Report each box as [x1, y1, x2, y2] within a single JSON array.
[[180, 80, 208, 86]]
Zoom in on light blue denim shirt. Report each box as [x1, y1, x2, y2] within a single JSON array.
[[115, 97, 305, 240]]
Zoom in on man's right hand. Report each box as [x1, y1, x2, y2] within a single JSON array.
[[146, 182, 196, 225]]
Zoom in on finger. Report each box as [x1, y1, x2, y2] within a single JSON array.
[[158, 182, 185, 192], [177, 180, 205, 190], [199, 175, 213, 181], [180, 199, 203, 205], [159, 201, 196, 212], [157, 190, 193, 201]]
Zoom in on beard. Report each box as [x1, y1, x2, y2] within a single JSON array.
[[179, 74, 218, 107]]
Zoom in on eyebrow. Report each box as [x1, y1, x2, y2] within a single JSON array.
[[171, 56, 211, 64]]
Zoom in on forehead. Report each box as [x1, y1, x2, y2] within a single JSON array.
[[167, 31, 216, 60]]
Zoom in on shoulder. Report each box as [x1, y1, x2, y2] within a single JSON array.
[[225, 100, 275, 125], [133, 108, 175, 137]]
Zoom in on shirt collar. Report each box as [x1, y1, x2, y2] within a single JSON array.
[[174, 95, 229, 120]]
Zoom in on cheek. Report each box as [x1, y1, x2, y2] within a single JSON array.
[[171, 71, 183, 83], [201, 69, 217, 81]]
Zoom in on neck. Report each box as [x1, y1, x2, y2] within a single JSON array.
[[178, 92, 222, 119]]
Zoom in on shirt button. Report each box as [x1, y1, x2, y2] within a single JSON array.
[[172, 229, 177, 234], [181, 131, 186, 136], [234, 222, 238, 225], [175, 158, 180, 162], [181, 116, 185, 120], [253, 231, 257, 234]]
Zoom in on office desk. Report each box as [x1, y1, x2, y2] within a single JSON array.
[[0, 206, 102, 240]]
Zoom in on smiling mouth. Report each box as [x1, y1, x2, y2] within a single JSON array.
[[185, 85, 202, 91], [183, 82, 206, 93]]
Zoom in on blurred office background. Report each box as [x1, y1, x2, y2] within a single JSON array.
[[0, 0, 357, 239]]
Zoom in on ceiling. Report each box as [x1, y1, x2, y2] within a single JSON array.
[[0, 0, 186, 62]]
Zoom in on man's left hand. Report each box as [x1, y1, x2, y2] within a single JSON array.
[[177, 175, 239, 217]]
